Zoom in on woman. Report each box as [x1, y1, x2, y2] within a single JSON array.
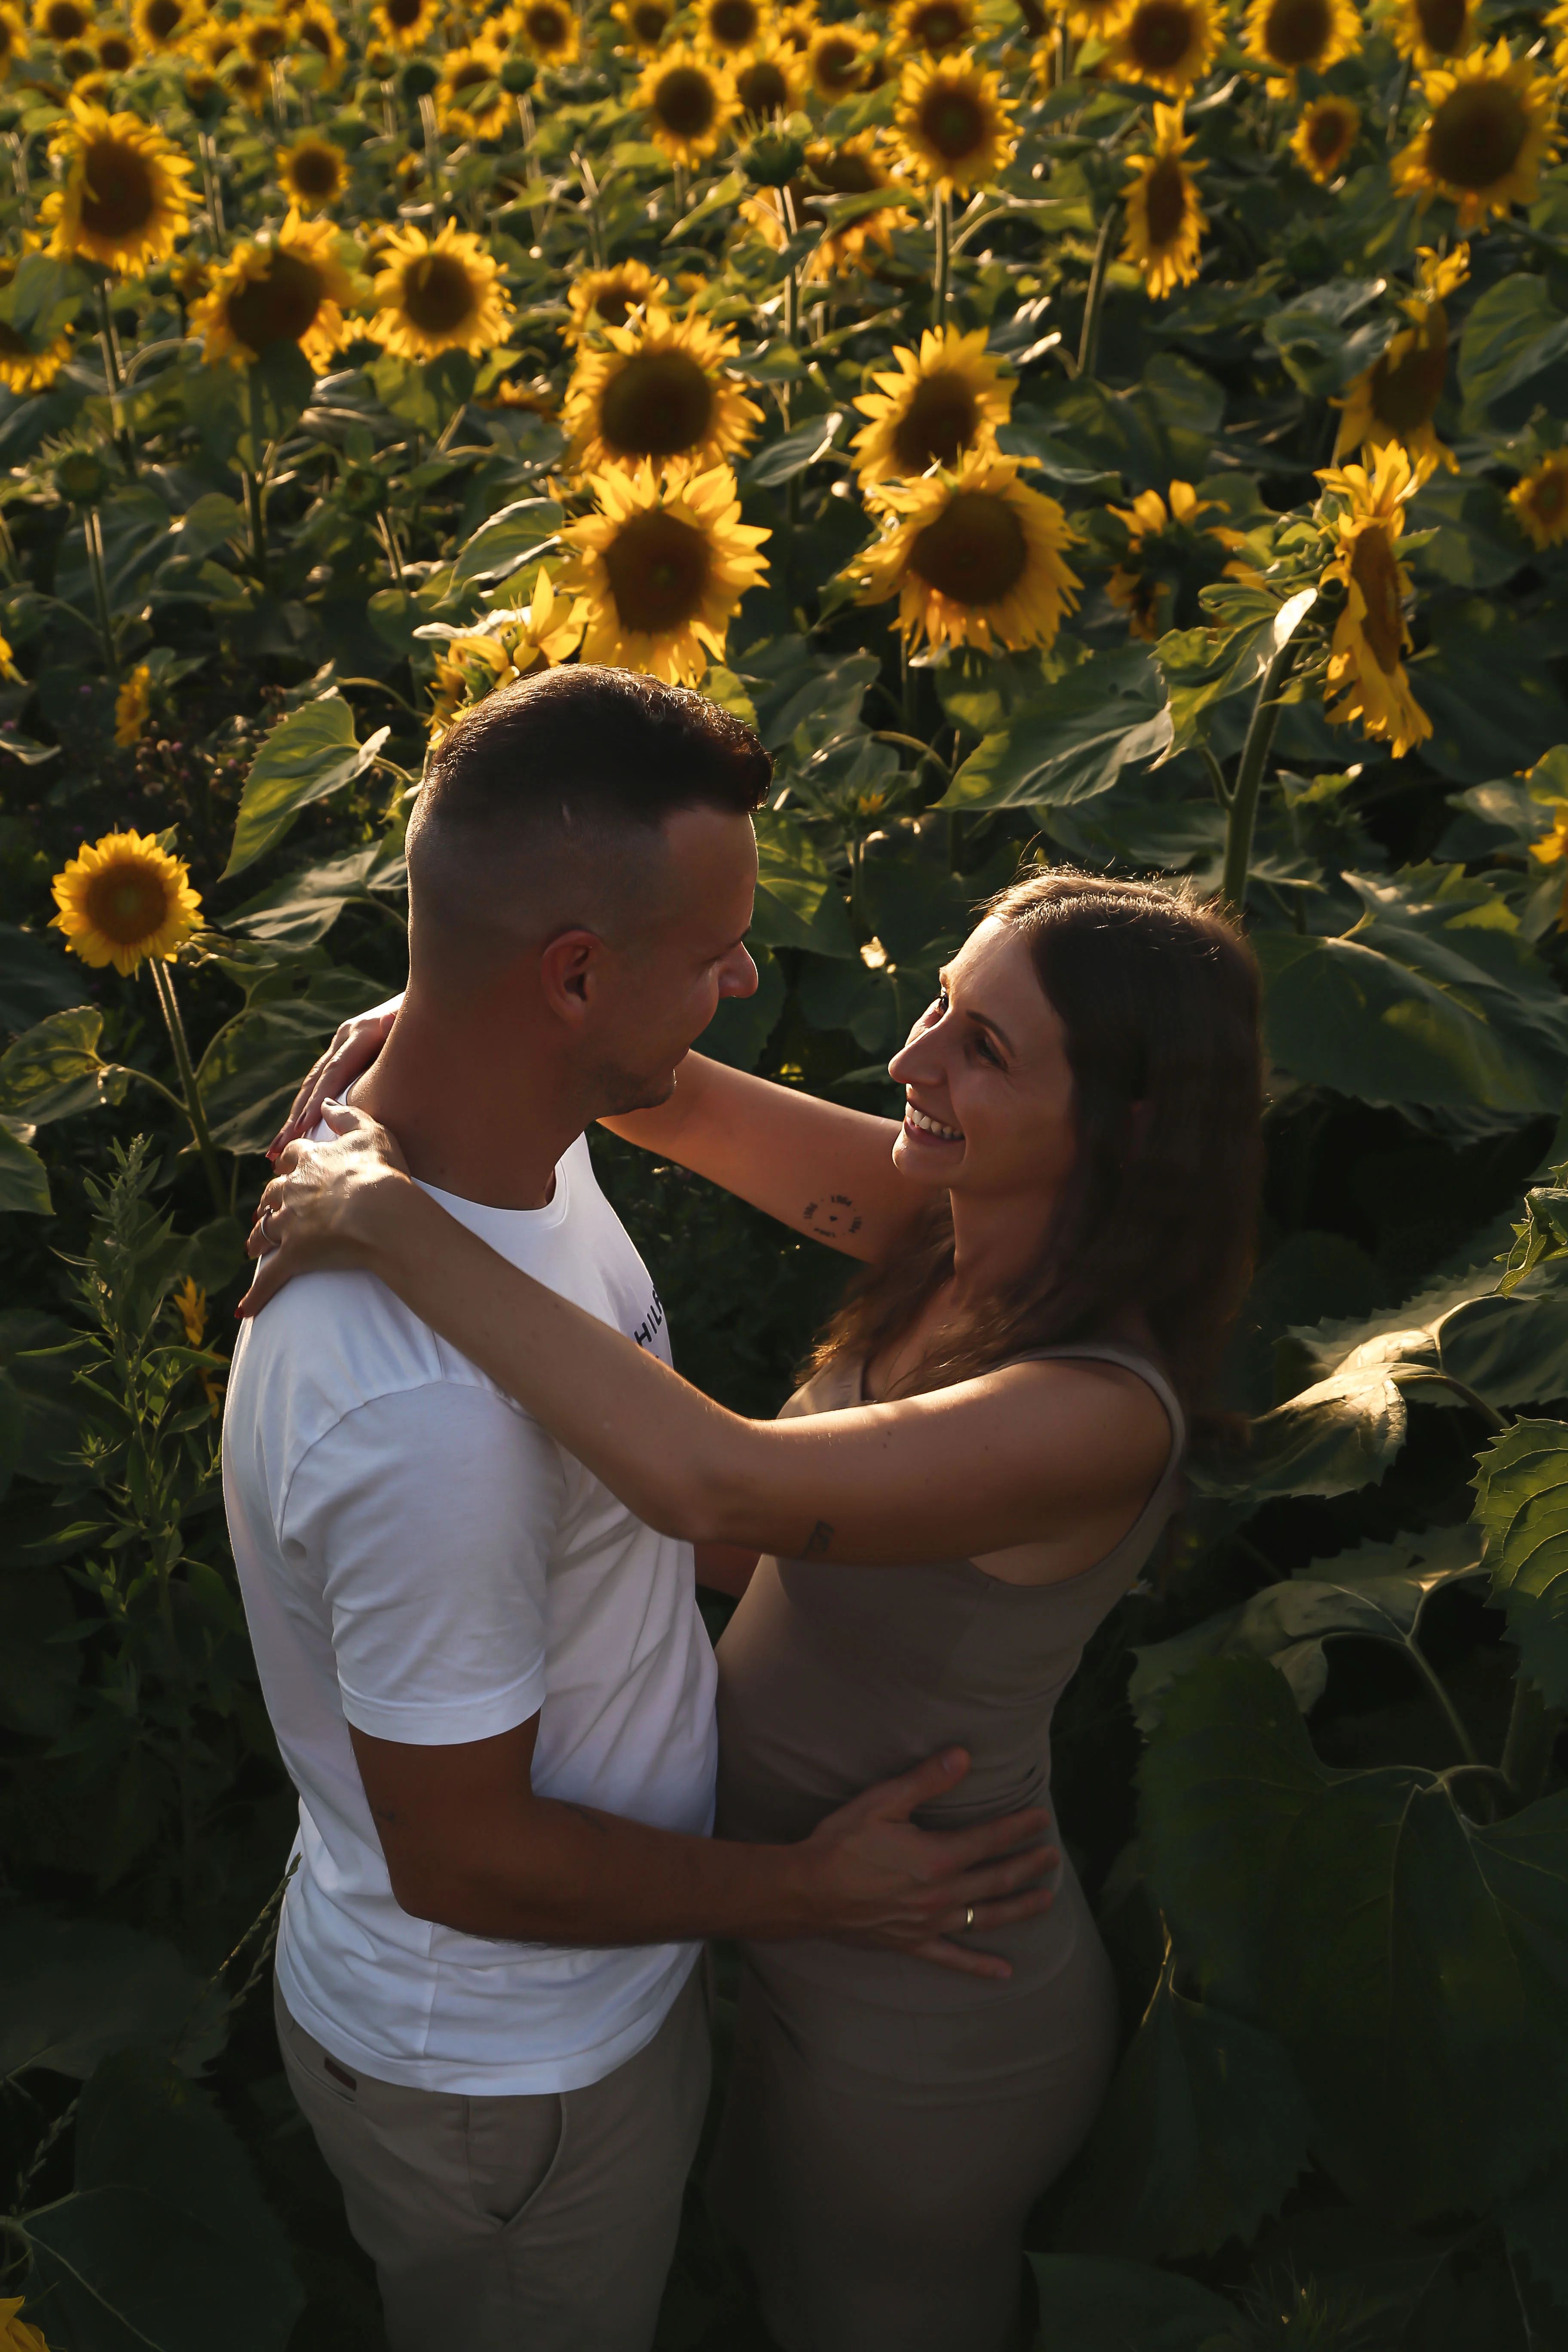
[[248, 866, 1264, 2352]]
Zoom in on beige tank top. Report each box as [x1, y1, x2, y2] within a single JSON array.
[[713, 1342, 1186, 2004]]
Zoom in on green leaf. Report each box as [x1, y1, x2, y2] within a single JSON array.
[[751, 808, 854, 956], [0, 1910, 224, 2080], [1458, 275, 1568, 416], [448, 496, 563, 587], [745, 639, 878, 754], [940, 644, 1172, 811], [226, 841, 407, 949], [744, 410, 845, 488], [0, 1005, 125, 1126], [1192, 1362, 1407, 1506], [1473, 1420, 1568, 1707], [1502, 2157, 1568, 2317], [1047, 1954, 1312, 2261], [695, 937, 785, 1072], [1026, 2255, 1246, 2352], [0, 250, 84, 348], [222, 696, 393, 880], [0, 1119, 52, 1215], [195, 967, 385, 1154], [0, 1552, 79, 1736], [1156, 613, 1279, 752], [0, 923, 81, 1032]]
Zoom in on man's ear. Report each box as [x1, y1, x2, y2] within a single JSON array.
[[537, 926, 608, 1022]]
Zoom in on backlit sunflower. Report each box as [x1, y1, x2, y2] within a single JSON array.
[[611, 0, 673, 48], [1064, 0, 1133, 34], [32, 0, 89, 41], [1243, 0, 1358, 83], [1105, 480, 1238, 637], [436, 39, 509, 137], [0, 254, 73, 392], [367, 220, 513, 361], [237, 11, 288, 62], [1120, 101, 1206, 299], [132, 0, 198, 45], [371, 0, 438, 50], [636, 45, 735, 165], [92, 21, 134, 70], [190, 208, 355, 371], [744, 132, 914, 276], [1112, 0, 1220, 96], [220, 46, 269, 105], [1510, 452, 1568, 552], [850, 326, 1012, 488], [695, 0, 770, 54], [1387, 0, 1474, 67], [732, 37, 802, 115], [1333, 245, 1465, 471], [564, 304, 763, 475], [558, 459, 770, 687], [890, 0, 975, 55], [427, 572, 585, 738], [288, 4, 344, 83], [1392, 42, 1557, 231], [277, 130, 346, 208], [564, 258, 671, 343], [113, 662, 150, 747], [805, 20, 875, 95], [893, 52, 1015, 193], [848, 452, 1081, 655], [50, 827, 202, 977], [42, 99, 192, 272], [1315, 443, 1432, 759], [0, 2, 26, 70], [507, 0, 579, 64], [1549, 0, 1568, 75], [1290, 92, 1359, 181]]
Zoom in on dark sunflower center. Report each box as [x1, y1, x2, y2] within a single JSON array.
[[0, 320, 28, 356], [654, 63, 717, 136], [631, 0, 667, 33], [289, 144, 341, 196], [890, 371, 981, 472], [84, 864, 169, 945], [603, 509, 711, 634], [80, 138, 156, 239], [43, 0, 89, 38], [227, 250, 325, 351], [384, 0, 423, 28], [1128, 0, 1196, 71], [1428, 80, 1527, 189], [98, 33, 135, 69], [599, 348, 716, 459], [1350, 527, 1403, 675], [1531, 471, 1568, 526], [1144, 152, 1186, 245], [451, 58, 490, 91], [591, 276, 641, 327], [144, 0, 181, 34], [920, 86, 984, 158], [1308, 104, 1350, 160], [300, 18, 333, 54], [403, 251, 478, 334], [910, 491, 1027, 605], [913, 1, 965, 43], [737, 57, 788, 110], [815, 35, 862, 86], [1416, 0, 1466, 52], [1261, 0, 1329, 64], [0, 19, 13, 53], [61, 39, 95, 74], [707, 0, 758, 43], [525, 2, 567, 42], [1372, 309, 1448, 432], [811, 147, 882, 194], [245, 17, 288, 58]]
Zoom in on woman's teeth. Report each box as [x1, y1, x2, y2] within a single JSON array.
[[906, 1108, 963, 1142]]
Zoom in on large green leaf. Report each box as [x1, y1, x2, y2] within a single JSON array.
[[195, 966, 385, 1153], [1473, 1420, 1568, 1707], [0, 920, 83, 1032], [1279, 1243, 1568, 1418], [448, 496, 563, 587], [750, 808, 854, 956], [939, 644, 1173, 812], [0, 1005, 127, 1126], [695, 937, 785, 1072], [226, 841, 407, 949], [1047, 1954, 1312, 2261], [221, 696, 393, 880], [1191, 1360, 1406, 1505], [1502, 2157, 1568, 2317], [0, 1119, 52, 1215], [1458, 275, 1568, 416], [1026, 2255, 1246, 2352], [0, 1910, 224, 2080]]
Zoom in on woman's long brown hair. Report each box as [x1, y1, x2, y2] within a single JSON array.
[[807, 867, 1265, 1415]]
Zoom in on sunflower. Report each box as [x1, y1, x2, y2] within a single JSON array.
[[92, 20, 134, 69], [1112, 0, 1220, 96], [427, 571, 585, 738], [1549, 0, 1568, 75], [558, 459, 770, 687], [890, 0, 975, 55], [51, 827, 202, 977], [58, 34, 93, 70], [131, 0, 198, 45], [1063, 0, 1133, 31], [436, 39, 509, 137], [31, 0, 89, 40], [237, 10, 288, 61], [804, 19, 876, 94], [1243, 0, 1358, 83], [363, 36, 394, 73], [0, 254, 73, 392], [42, 99, 192, 271], [1387, 0, 1475, 67], [288, 3, 343, 83], [506, 0, 579, 64], [1392, 42, 1557, 231], [733, 37, 802, 115], [695, 0, 770, 54], [1333, 245, 1465, 471], [744, 132, 914, 276], [1105, 480, 1238, 636], [1290, 92, 1359, 181], [0, 2, 26, 70], [277, 130, 346, 208], [775, 2, 814, 46], [1510, 452, 1568, 552], [1315, 443, 1432, 760], [848, 452, 1081, 655], [1120, 101, 1206, 299], [893, 52, 1015, 193], [636, 45, 736, 166], [850, 326, 1012, 487], [367, 220, 513, 361], [190, 208, 355, 371], [220, 46, 269, 104], [564, 257, 671, 343], [370, 0, 438, 49], [113, 662, 151, 747], [564, 304, 763, 475], [611, 0, 673, 48]]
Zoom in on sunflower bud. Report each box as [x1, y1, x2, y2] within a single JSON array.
[[1314, 572, 1349, 613], [741, 129, 808, 187], [53, 447, 112, 507], [401, 55, 438, 98], [183, 67, 225, 119], [364, 41, 395, 77], [501, 52, 537, 91]]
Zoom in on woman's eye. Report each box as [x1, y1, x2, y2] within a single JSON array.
[[976, 1036, 1002, 1067]]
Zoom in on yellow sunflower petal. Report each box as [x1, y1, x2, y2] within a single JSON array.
[[50, 827, 202, 977]]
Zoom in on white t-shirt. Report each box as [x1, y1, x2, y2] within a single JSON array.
[[222, 1132, 717, 2096]]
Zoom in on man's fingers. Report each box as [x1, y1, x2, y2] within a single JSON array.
[[859, 1747, 972, 1822], [908, 1937, 1012, 1981], [921, 1808, 1055, 1880], [949, 1886, 1057, 1935], [923, 1844, 1060, 1914]]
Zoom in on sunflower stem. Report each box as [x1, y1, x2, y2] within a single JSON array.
[[1501, 1675, 1560, 1807], [381, 76, 397, 141], [7, 130, 31, 229], [931, 186, 950, 319], [83, 505, 117, 681], [1076, 197, 1120, 382], [149, 959, 227, 1217], [95, 280, 136, 477], [1219, 630, 1302, 915], [199, 130, 227, 245], [242, 463, 267, 582], [420, 92, 442, 201]]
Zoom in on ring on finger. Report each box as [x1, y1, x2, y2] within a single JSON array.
[[260, 1204, 277, 1248], [963, 1905, 975, 1932]]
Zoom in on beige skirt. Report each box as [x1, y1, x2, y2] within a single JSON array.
[[707, 1864, 1118, 2352]]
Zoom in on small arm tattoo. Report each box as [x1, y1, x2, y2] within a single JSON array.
[[802, 1193, 862, 1242], [803, 1519, 834, 1557]]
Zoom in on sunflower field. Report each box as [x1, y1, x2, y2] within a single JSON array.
[[4, 0, 1568, 2334]]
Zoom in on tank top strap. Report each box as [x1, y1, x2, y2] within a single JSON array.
[[1005, 1342, 1187, 1480]]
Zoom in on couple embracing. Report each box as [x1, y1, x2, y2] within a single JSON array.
[[224, 664, 1263, 2352]]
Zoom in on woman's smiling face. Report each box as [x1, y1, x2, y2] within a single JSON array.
[[887, 916, 1079, 1208]]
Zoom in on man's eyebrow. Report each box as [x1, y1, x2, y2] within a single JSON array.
[[940, 970, 1016, 1058]]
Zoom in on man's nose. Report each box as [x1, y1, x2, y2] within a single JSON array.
[[720, 945, 759, 1000]]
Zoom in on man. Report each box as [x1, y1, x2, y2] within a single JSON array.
[[224, 666, 1055, 2352]]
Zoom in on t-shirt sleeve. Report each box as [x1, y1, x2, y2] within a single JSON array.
[[279, 1382, 564, 1746]]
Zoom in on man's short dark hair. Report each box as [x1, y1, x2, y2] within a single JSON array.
[[406, 665, 772, 975]]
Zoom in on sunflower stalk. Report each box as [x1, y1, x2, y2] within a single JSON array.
[[198, 129, 227, 245], [82, 505, 117, 681], [1076, 198, 1121, 382], [1219, 631, 1305, 914], [7, 130, 31, 229], [95, 282, 136, 477], [931, 187, 950, 320], [147, 959, 227, 1217], [419, 93, 442, 197]]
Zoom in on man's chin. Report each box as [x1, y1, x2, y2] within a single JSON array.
[[597, 1068, 679, 1118]]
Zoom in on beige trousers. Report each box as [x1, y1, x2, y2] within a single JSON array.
[[274, 1966, 710, 2352]]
